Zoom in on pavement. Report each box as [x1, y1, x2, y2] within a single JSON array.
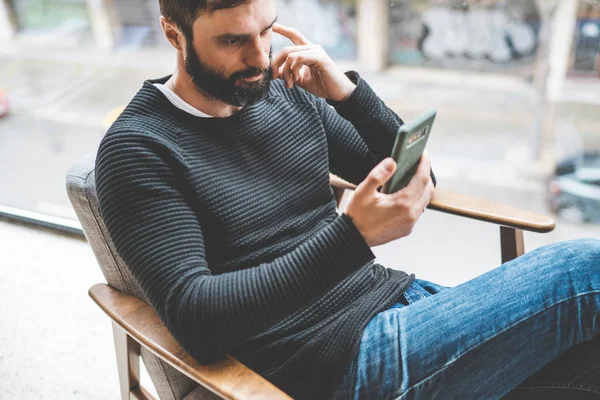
[[0, 220, 144, 400]]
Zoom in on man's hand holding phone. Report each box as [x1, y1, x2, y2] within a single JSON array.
[[344, 152, 435, 247]]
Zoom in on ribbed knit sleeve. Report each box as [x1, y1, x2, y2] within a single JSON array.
[[95, 133, 376, 363], [320, 71, 436, 187], [318, 71, 403, 185]]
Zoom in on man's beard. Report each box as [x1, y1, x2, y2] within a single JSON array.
[[185, 42, 273, 107]]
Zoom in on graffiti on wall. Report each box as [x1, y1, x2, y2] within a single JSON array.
[[421, 7, 537, 63], [389, 1, 540, 71]]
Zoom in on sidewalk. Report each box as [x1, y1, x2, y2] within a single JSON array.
[[0, 220, 151, 399]]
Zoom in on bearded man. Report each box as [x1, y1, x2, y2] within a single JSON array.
[[95, 1, 600, 399]]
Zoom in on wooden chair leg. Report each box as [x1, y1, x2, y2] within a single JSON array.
[[112, 322, 155, 400], [500, 226, 525, 264]]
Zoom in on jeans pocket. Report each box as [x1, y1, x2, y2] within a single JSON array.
[[403, 283, 430, 304], [403, 279, 450, 304], [415, 278, 451, 295]]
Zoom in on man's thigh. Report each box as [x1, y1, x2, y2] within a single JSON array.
[[355, 238, 600, 400]]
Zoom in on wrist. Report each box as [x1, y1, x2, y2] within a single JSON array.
[[328, 76, 357, 105], [342, 211, 371, 247]]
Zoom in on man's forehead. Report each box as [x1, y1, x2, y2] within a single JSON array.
[[193, 0, 276, 37]]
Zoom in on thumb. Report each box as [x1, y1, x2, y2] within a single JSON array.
[[357, 158, 396, 194]]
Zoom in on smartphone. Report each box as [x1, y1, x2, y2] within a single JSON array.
[[381, 110, 436, 194]]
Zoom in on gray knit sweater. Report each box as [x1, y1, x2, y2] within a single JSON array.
[[95, 71, 420, 399]]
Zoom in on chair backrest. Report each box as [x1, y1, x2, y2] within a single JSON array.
[[66, 152, 214, 400]]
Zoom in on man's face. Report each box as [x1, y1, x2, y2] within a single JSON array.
[[185, 0, 276, 107]]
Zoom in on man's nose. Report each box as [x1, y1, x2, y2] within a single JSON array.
[[244, 38, 271, 70]]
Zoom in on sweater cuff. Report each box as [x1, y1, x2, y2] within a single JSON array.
[[322, 213, 375, 275], [339, 212, 374, 257], [326, 71, 360, 107], [326, 71, 382, 122]]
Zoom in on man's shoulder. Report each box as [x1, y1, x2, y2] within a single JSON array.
[[111, 83, 165, 124], [101, 83, 181, 147]]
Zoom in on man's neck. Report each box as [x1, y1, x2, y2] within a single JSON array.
[[165, 69, 243, 118]]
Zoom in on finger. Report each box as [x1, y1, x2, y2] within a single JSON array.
[[272, 49, 290, 80], [279, 53, 297, 88], [390, 151, 431, 202], [273, 23, 311, 46], [271, 45, 313, 79], [289, 51, 320, 82], [275, 49, 320, 85], [404, 151, 432, 193], [355, 158, 397, 195], [417, 178, 435, 213], [282, 57, 293, 88], [290, 56, 303, 82], [287, 53, 309, 84]]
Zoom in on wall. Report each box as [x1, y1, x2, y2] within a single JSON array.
[[389, 0, 540, 74]]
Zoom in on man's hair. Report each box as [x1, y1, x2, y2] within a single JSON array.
[[159, 0, 251, 39]]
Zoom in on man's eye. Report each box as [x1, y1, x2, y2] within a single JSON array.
[[224, 38, 240, 46]]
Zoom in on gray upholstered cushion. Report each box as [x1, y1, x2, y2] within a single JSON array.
[[67, 152, 216, 400], [66, 152, 145, 299]]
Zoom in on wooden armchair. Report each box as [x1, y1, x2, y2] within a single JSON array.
[[67, 153, 554, 400]]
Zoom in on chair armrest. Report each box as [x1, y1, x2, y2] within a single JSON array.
[[89, 284, 292, 400], [427, 189, 555, 233], [329, 174, 555, 233]]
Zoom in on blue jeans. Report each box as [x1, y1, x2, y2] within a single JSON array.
[[330, 238, 600, 400]]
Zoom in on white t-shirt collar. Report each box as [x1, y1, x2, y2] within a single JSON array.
[[153, 83, 214, 118]]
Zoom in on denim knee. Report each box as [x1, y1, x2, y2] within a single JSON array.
[[568, 237, 600, 266], [552, 238, 600, 281]]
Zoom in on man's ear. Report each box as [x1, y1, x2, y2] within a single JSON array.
[[160, 16, 185, 52]]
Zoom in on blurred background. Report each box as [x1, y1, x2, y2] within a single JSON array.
[[0, 0, 599, 398]]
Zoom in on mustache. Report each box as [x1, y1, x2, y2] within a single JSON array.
[[230, 65, 272, 81]]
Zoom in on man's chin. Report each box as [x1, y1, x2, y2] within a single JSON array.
[[234, 78, 271, 97]]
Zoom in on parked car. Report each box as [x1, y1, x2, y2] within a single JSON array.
[[547, 151, 600, 223]]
